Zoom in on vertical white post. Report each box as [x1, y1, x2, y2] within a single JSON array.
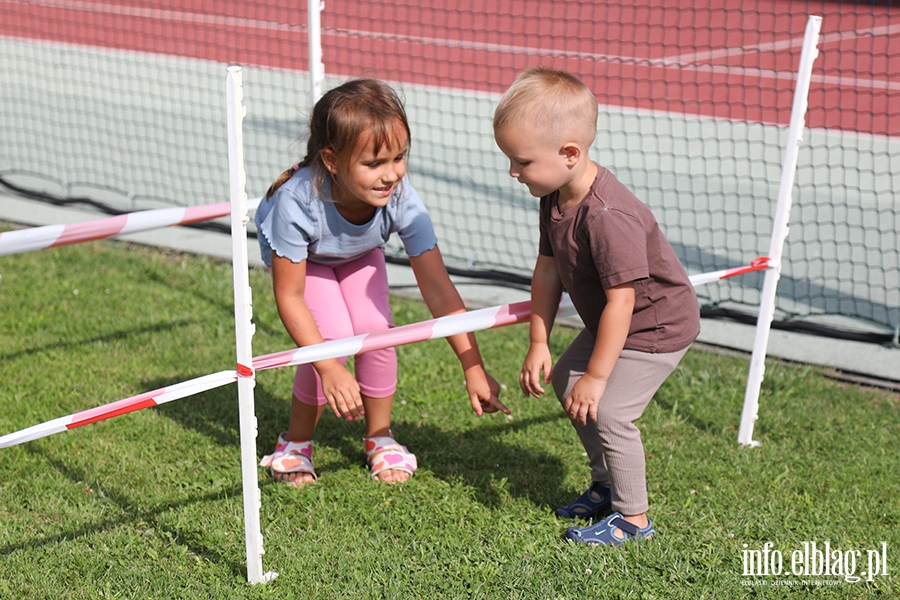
[[737, 16, 823, 447], [308, 0, 325, 108], [226, 66, 277, 584]]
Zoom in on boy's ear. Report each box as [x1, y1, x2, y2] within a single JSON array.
[[320, 149, 339, 174], [560, 142, 582, 165]]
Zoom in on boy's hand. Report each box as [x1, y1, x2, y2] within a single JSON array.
[[317, 361, 364, 421], [520, 343, 553, 398], [465, 369, 510, 416], [564, 373, 606, 426]]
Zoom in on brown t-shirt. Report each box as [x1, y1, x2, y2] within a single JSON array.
[[539, 165, 700, 353]]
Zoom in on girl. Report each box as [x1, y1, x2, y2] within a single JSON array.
[[256, 79, 507, 486]]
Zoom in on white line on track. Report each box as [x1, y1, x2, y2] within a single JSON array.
[[3, 0, 896, 91]]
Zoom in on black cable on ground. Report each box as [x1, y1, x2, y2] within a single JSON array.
[[383, 254, 532, 288], [700, 306, 895, 345]]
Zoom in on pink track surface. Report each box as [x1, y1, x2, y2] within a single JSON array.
[[1, 1, 896, 135]]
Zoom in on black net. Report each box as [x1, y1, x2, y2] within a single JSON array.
[[1, 1, 897, 336]]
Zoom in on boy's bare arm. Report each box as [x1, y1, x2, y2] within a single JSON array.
[[585, 282, 634, 381], [520, 255, 563, 397], [529, 254, 564, 344]]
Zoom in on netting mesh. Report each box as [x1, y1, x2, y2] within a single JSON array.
[[1, 1, 897, 334]]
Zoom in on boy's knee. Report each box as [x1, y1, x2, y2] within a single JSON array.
[[595, 412, 639, 440], [550, 368, 572, 405]]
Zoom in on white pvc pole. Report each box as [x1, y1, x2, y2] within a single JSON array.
[[226, 66, 277, 584], [308, 0, 324, 108], [737, 15, 822, 447]]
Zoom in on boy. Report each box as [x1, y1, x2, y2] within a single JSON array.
[[493, 67, 700, 545]]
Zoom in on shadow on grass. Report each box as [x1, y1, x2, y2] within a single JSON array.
[[0, 377, 283, 579], [307, 411, 570, 511], [1, 377, 574, 580], [2, 369, 575, 569], [0, 317, 198, 363], [147, 376, 574, 512], [141, 266, 287, 340], [1, 444, 249, 579]]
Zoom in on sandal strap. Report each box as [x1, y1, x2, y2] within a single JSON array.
[[259, 434, 317, 480], [608, 514, 639, 537], [364, 434, 417, 479], [564, 512, 655, 546], [556, 481, 612, 519]]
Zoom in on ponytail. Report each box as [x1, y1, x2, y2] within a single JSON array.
[[265, 164, 300, 200]]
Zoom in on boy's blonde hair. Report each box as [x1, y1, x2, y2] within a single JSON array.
[[493, 67, 598, 147]]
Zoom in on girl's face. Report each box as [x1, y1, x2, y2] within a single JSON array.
[[326, 122, 409, 217]]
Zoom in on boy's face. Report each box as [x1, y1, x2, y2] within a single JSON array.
[[494, 123, 571, 198]]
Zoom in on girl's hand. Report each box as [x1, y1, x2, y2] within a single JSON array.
[[564, 373, 606, 426], [465, 369, 510, 416], [317, 361, 364, 420], [520, 343, 553, 398]]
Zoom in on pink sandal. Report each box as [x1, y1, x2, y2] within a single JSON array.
[[259, 433, 317, 486], [364, 433, 417, 481]]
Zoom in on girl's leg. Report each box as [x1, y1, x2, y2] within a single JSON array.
[[334, 248, 397, 407], [334, 250, 408, 482], [285, 398, 326, 441], [274, 400, 325, 485], [290, 261, 355, 406], [278, 262, 353, 485]]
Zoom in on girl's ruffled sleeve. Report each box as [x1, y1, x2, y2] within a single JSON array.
[[258, 187, 317, 265]]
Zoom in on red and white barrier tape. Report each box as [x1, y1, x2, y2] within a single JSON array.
[[0, 371, 238, 448], [0, 258, 770, 449], [0, 198, 262, 256]]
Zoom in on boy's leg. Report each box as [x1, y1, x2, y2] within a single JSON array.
[[593, 347, 688, 515], [552, 328, 611, 483]]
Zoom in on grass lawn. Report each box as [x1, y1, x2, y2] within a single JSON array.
[[1, 225, 898, 599]]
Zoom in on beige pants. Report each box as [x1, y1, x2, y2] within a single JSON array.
[[552, 328, 690, 515]]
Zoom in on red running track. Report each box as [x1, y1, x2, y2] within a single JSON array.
[[1, 0, 897, 135]]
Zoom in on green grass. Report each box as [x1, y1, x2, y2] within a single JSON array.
[[1, 225, 898, 599]]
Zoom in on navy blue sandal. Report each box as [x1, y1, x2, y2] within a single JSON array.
[[564, 512, 656, 546], [555, 482, 612, 519]]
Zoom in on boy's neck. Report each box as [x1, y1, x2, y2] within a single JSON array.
[[556, 160, 598, 212]]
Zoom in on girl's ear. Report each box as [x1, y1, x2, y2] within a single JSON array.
[[320, 149, 339, 174]]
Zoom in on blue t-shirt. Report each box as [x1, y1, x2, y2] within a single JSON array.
[[255, 167, 438, 267]]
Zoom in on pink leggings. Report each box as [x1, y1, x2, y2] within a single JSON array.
[[293, 248, 397, 406]]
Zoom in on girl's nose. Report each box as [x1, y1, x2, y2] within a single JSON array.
[[385, 163, 403, 183]]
